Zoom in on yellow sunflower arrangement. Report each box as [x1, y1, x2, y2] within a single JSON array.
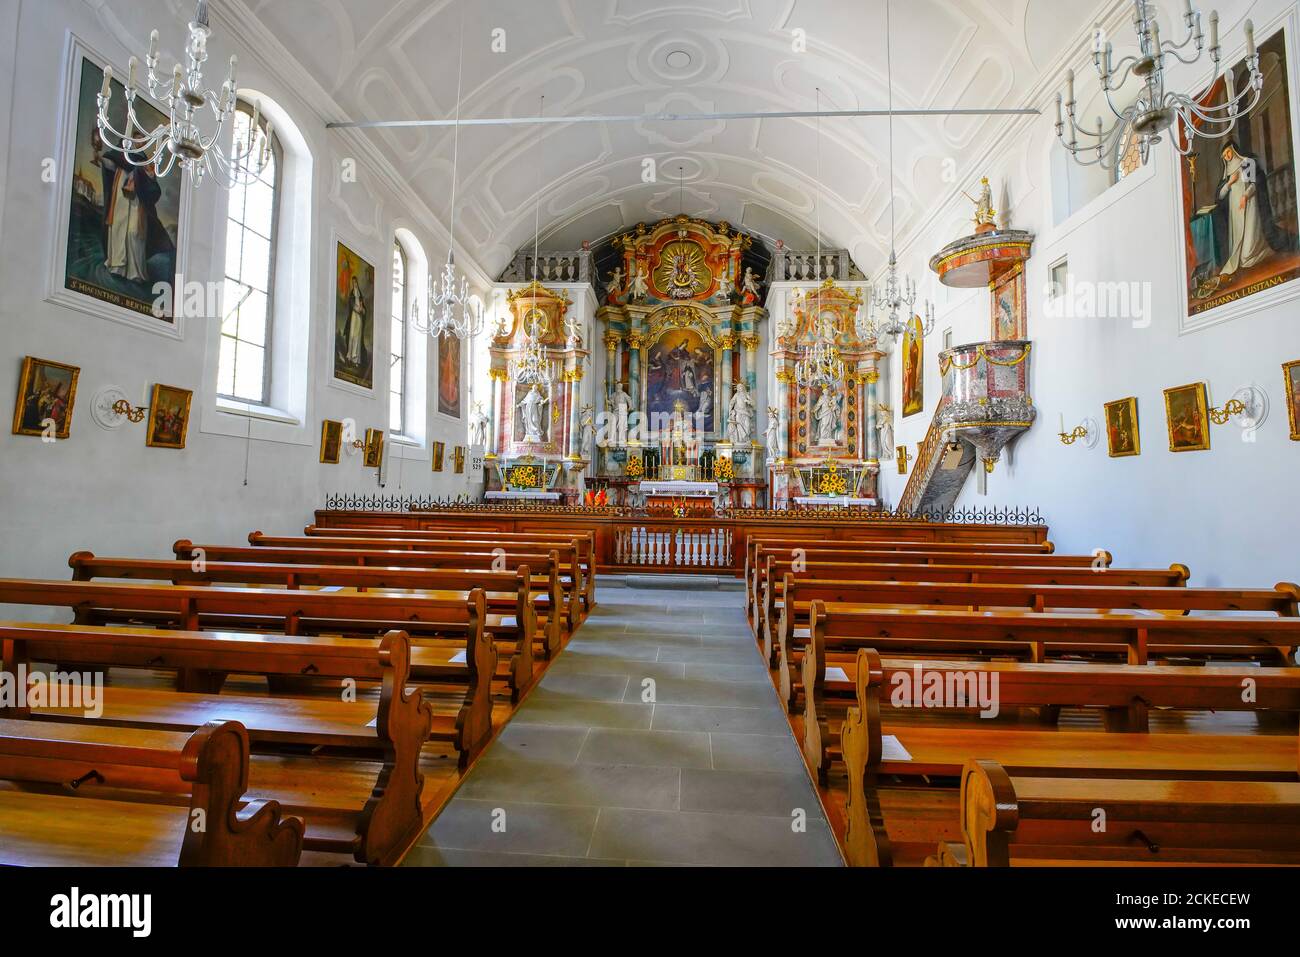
[[817, 463, 848, 496], [713, 456, 734, 481], [508, 465, 541, 489], [625, 455, 644, 479]]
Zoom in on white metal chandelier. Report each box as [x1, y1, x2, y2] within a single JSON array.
[[95, 0, 269, 189], [414, 0, 483, 342], [864, 0, 935, 342], [794, 89, 848, 390], [1056, 1, 1264, 171]]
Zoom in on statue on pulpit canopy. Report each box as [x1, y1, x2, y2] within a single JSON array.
[[727, 380, 756, 445], [519, 384, 550, 443]]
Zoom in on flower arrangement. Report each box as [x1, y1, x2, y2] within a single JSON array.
[[508, 465, 541, 489], [624, 455, 644, 479], [713, 456, 734, 481], [817, 463, 848, 496]]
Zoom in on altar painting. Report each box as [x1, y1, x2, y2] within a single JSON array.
[[645, 328, 715, 434], [1180, 26, 1300, 320]]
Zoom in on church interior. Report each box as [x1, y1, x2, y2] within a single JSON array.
[[2, 0, 1300, 895]]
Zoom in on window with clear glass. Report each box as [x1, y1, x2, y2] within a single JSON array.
[[218, 102, 280, 404], [390, 242, 408, 434]]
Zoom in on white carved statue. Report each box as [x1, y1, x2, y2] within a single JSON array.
[[519, 383, 550, 443], [763, 406, 781, 460], [470, 400, 490, 448], [741, 266, 760, 301], [607, 265, 624, 296], [727, 380, 756, 445], [876, 402, 895, 456], [628, 265, 649, 302], [813, 387, 841, 446], [610, 383, 632, 447], [580, 404, 596, 458]]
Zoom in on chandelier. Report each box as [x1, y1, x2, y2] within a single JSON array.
[[1056, 1, 1263, 170], [418, 0, 481, 340], [509, 308, 552, 386], [863, 0, 935, 342], [95, 0, 268, 189]]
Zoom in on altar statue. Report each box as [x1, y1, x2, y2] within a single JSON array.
[[763, 406, 781, 460], [813, 387, 841, 446], [876, 402, 895, 456], [727, 380, 756, 445], [470, 400, 490, 448], [519, 383, 550, 443], [628, 265, 649, 302], [580, 404, 596, 457], [610, 382, 632, 447], [740, 266, 761, 305], [606, 265, 624, 304]]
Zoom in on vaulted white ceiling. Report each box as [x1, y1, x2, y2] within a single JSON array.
[[237, 0, 1109, 278]]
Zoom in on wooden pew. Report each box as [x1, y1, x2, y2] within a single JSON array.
[[70, 552, 548, 697], [950, 758, 1300, 866], [262, 530, 590, 624], [750, 550, 1121, 640], [0, 718, 305, 866], [831, 635, 1300, 866], [779, 577, 1300, 711], [221, 537, 582, 635], [1, 621, 476, 864], [758, 561, 1192, 669], [0, 580, 497, 756], [305, 524, 597, 613]]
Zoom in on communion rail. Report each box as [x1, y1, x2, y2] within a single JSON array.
[[612, 524, 734, 571]]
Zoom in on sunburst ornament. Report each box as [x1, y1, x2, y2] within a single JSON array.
[[654, 240, 711, 300]]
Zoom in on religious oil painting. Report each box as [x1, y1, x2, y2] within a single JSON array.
[[334, 241, 375, 390], [1103, 396, 1141, 457], [12, 356, 79, 439], [63, 54, 182, 321], [145, 384, 192, 449], [895, 444, 909, 474], [901, 314, 924, 418], [1163, 382, 1211, 452], [320, 419, 342, 464], [363, 428, 384, 468], [1283, 358, 1300, 440], [645, 327, 715, 434], [453, 445, 465, 474], [438, 333, 462, 419], [1180, 25, 1300, 321], [990, 265, 1025, 340], [431, 440, 445, 472]]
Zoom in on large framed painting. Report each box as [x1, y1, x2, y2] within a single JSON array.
[[990, 264, 1026, 340], [145, 384, 192, 449], [1163, 382, 1211, 452], [12, 357, 79, 439], [645, 327, 716, 435], [50, 39, 187, 336], [437, 333, 462, 419], [333, 240, 375, 391], [1103, 396, 1140, 457], [901, 314, 924, 418], [1179, 21, 1300, 328], [1283, 359, 1300, 440]]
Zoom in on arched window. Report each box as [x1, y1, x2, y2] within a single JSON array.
[[218, 100, 281, 404], [390, 241, 408, 434]]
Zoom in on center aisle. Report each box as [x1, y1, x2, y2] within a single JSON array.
[[405, 580, 843, 866]]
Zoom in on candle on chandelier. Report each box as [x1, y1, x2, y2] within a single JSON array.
[[1150, 19, 1161, 55], [128, 56, 138, 90], [218, 81, 230, 113], [171, 63, 183, 96], [1209, 11, 1218, 52], [1245, 19, 1256, 57], [100, 65, 112, 100], [1065, 68, 1074, 107], [148, 29, 159, 62], [229, 54, 238, 89], [1054, 92, 1063, 127], [1182, 0, 1192, 19]]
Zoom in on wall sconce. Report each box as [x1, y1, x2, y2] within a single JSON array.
[[1210, 385, 1269, 429], [90, 386, 147, 430], [1057, 414, 1098, 448]]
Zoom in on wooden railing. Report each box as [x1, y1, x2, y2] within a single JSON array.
[[613, 524, 734, 570], [897, 413, 945, 516]]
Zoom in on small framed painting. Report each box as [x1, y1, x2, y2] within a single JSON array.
[[1163, 382, 1211, 452], [990, 264, 1026, 340], [895, 444, 909, 474], [453, 445, 465, 474], [12, 356, 80, 439], [320, 419, 343, 463], [362, 428, 384, 468], [145, 384, 192, 449], [431, 440, 446, 472], [1284, 359, 1300, 441], [1103, 397, 1140, 458]]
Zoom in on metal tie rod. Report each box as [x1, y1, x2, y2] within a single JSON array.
[[327, 106, 1039, 129]]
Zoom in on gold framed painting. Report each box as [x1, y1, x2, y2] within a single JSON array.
[[145, 384, 192, 449], [1163, 382, 1210, 452], [453, 445, 465, 474], [895, 444, 909, 474], [1103, 397, 1140, 458], [1284, 359, 1300, 441], [431, 440, 445, 472], [362, 428, 384, 468], [12, 356, 79, 439], [320, 419, 343, 463]]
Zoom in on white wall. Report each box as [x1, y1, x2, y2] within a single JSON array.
[[879, 0, 1300, 587], [0, 0, 477, 601]]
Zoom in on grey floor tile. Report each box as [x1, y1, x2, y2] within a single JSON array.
[[632, 675, 778, 708], [420, 799, 599, 857], [403, 846, 623, 867], [547, 653, 686, 680], [655, 645, 768, 666], [684, 662, 771, 683], [577, 727, 713, 770], [486, 724, 589, 763], [459, 760, 682, 810], [531, 671, 631, 702], [587, 807, 842, 866], [651, 703, 791, 735], [680, 768, 824, 818], [510, 697, 654, 730], [709, 732, 807, 773]]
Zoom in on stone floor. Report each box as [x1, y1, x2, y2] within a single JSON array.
[[404, 578, 843, 866]]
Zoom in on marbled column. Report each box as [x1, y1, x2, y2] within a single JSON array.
[[626, 331, 643, 440], [742, 334, 761, 442], [864, 367, 880, 463], [603, 332, 619, 402], [565, 368, 583, 459], [776, 367, 793, 461], [719, 332, 736, 432], [488, 368, 508, 457]]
